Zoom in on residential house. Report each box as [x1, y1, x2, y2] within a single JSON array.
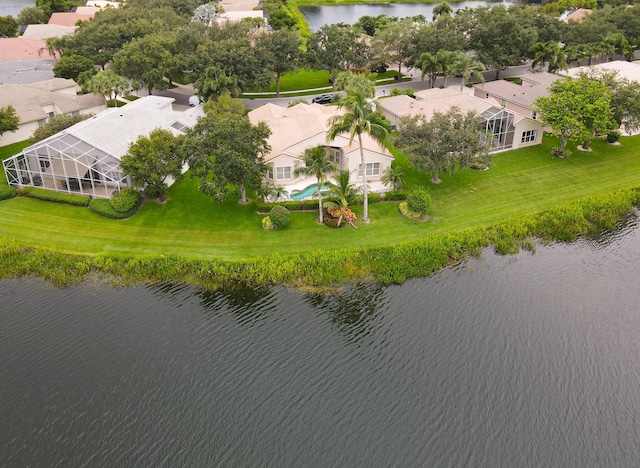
[[562, 8, 592, 23], [3, 96, 204, 198], [378, 88, 544, 152], [248, 103, 394, 199], [21, 24, 76, 40], [0, 38, 54, 60], [565, 60, 640, 83], [0, 79, 106, 147], [473, 72, 563, 121]]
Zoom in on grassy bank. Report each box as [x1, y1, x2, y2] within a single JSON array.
[[2, 135, 640, 287]]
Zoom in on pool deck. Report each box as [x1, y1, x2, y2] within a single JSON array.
[[277, 177, 388, 201]]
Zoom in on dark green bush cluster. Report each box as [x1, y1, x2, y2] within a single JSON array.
[[606, 131, 621, 143], [144, 185, 162, 199], [351, 192, 381, 205], [90, 196, 140, 219], [110, 189, 141, 213], [407, 189, 432, 214], [255, 199, 318, 213], [269, 206, 290, 228], [0, 185, 16, 200], [385, 190, 407, 201], [20, 187, 90, 206], [324, 216, 344, 228], [390, 88, 414, 97]]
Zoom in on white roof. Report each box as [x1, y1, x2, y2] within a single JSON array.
[[21, 24, 76, 40], [566, 60, 640, 83], [51, 96, 204, 160]]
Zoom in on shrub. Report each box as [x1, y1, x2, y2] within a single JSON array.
[[262, 216, 276, 230], [324, 216, 343, 228], [89, 198, 137, 219], [269, 206, 290, 228], [144, 184, 162, 199], [20, 187, 90, 206], [29, 113, 93, 144], [606, 131, 621, 143], [390, 87, 414, 97], [0, 185, 16, 201], [110, 188, 140, 213], [407, 189, 432, 214], [367, 192, 382, 204], [551, 146, 571, 158], [385, 190, 407, 201]]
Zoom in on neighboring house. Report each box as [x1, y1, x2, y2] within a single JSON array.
[[562, 8, 592, 23], [378, 88, 544, 152], [21, 24, 76, 40], [0, 38, 54, 60], [473, 72, 563, 121], [217, 10, 265, 24], [248, 103, 394, 199], [565, 60, 640, 83], [48, 12, 95, 27], [3, 96, 204, 199], [0, 79, 106, 147]]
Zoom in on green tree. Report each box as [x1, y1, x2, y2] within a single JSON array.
[[529, 41, 568, 73], [370, 18, 416, 81], [87, 70, 130, 105], [418, 52, 441, 89], [193, 67, 241, 102], [17, 6, 48, 26], [395, 108, 489, 183], [0, 106, 19, 138], [36, 0, 82, 16], [267, 7, 297, 31], [293, 146, 339, 223], [327, 90, 389, 222], [435, 49, 457, 87], [306, 24, 369, 86], [112, 35, 174, 95], [40, 36, 66, 61], [119, 128, 185, 199], [454, 50, 485, 91], [53, 54, 95, 81], [258, 29, 302, 97], [0, 16, 19, 38], [184, 95, 271, 203], [29, 113, 92, 144], [432, 2, 453, 21], [381, 165, 405, 190], [534, 76, 616, 154], [335, 72, 375, 98]]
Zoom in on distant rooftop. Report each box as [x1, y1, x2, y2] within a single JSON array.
[[474, 72, 563, 108], [0, 38, 53, 61], [566, 60, 640, 83]]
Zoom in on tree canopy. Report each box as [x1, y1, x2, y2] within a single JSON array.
[[0, 106, 19, 138]]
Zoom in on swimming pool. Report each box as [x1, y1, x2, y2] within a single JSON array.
[[290, 183, 329, 201]]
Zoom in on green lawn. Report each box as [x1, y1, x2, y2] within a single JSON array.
[[1, 135, 640, 261]]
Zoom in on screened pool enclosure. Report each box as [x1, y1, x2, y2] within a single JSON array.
[[4, 133, 130, 198]]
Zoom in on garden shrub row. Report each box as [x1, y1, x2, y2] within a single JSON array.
[[19, 186, 90, 206], [384, 190, 407, 201], [2, 188, 638, 289], [89, 197, 140, 219], [255, 192, 387, 213], [0, 184, 16, 200]]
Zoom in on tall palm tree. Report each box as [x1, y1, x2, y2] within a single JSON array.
[[436, 50, 457, 87], [432, 2, 453, 21], [419, 52, 441, 89], [454, 51, 485, 91], [530, 41, 567, 73], [294, 145, 338, 223], [194, 66, 241, 103], [327, 92, 389, 223]]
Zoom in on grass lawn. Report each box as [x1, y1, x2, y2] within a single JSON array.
[[1, 134, 640, 262], [0, 141, 30, 184]]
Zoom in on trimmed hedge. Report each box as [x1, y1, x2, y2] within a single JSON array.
[[407, 189, 432, 214], [255, 199, 318, 213], [20, 187, 90, 206], [110, 189, 140, 213], [269, 206, 291, 228], [385, 190, 407, 201], [90, 198, 139, 219], [0, 184, 16, 201]]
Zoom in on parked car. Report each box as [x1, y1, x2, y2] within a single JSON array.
[[312, 94, 334, 104], [189, 95, 204, 107]]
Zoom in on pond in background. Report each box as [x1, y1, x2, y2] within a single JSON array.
[[1, 216, 640, 466], [1, 0, 35, 17]]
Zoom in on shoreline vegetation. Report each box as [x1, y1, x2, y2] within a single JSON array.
[[2, 133, 640, 289]]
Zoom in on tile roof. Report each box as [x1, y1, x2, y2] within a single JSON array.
[[21, 24, 76, 40], [0, 38, 53, 60], [562, 8, 591, 23], [474, 72, 563, 108], [567, 60, 640, 83], [48, 12, 95, 27], [0, 80, 104, 123], [249, 103, 392, 162]]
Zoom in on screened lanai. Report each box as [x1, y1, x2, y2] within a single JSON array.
[[3, 132, 130, 198], [482, 106, 515, 152]]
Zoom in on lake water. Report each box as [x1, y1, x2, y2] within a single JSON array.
[[0, 0, 34, 18], [2, 217, 640, 466], [300, 1, 520, 30]]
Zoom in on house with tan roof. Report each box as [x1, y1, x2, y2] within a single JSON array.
[[378, 88, 544, 152], [0, 78, 106, 147], [3, 96, 204, 199], [21, 24, 76, 40], [248, 103, 394, 198], [562, 8, 591, 23], [473, 72, 563, 120], [48, 11, 95, 27], [0, 38, 54, 60]]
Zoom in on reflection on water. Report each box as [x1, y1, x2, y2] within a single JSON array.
[[2, 217, 640, 466]]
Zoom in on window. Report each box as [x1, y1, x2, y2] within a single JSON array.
[[267, 166, 274, 180], [327, 147, 341, 164], [71, 111, 79, 117], [47, 112, 55, 119], [276, 166, 291, 180], [38, 158, 50, 171], [37, 119, 47, 128], [521, 130, 537, 144], [358, 162, 380, 177], [500, 99, 506, 107], [531, 111, 539, 120]]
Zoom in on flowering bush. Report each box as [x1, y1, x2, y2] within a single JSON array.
[[327, 206, 357, 227]]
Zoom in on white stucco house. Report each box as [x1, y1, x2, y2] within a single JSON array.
[[3, 96, 204, 199], [378, 88, 544, 152], [248, 103, 394, 200], [0, 79, 106, 147]]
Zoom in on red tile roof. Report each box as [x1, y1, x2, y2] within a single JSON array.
[[0, 38, 54, 60]]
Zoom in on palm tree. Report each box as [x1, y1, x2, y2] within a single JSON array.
[[454, 51, 485, 91], [530, 41, 567, 73], [432, 2, 453, 21], [381, 165, 405, 191], [436, 50, 457, 88], [328, 171, 360, 208], [419, 52, 441, 89], [327, 91, 390, 223], [294, 146, 338, 223], [194, 66, 241, 103]]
